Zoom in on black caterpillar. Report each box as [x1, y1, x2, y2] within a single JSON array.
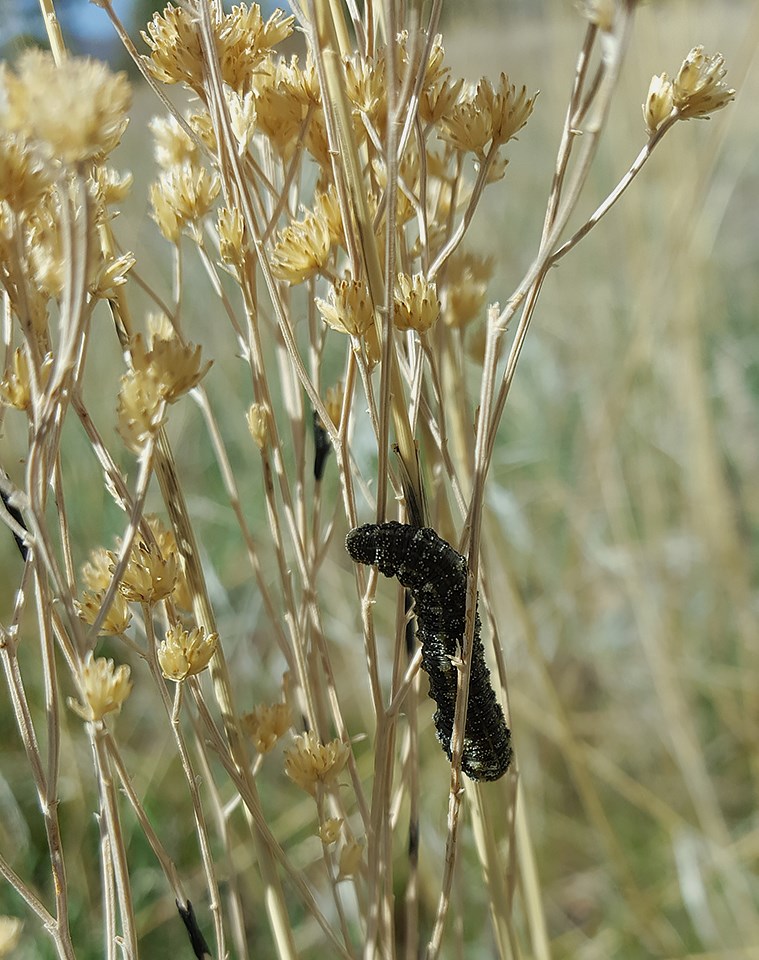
[[346, 521, 512, 781]]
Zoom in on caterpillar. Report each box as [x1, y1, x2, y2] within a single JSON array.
[[346, 521, 512, 781]]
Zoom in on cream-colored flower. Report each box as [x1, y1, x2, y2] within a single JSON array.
[[217, 205, 246, 265], [81, 546, 114, 592], [0, 349, 53, 411], [643, 73, 675, 135], [242, 702, 292, 753], [481, 74, 537, 147], [150, 113, 199, 170], [1, 51, 131, 164], [69, 653, 132, 722], [316, 276, 374, 337], [246, 403, 269, 451], [0, 915, 23, 954], [158, 624, 218, 681], [114, 540, 178, 605], [90, 166, 133, 207], [393, 273, 440, 333], [284, 731, 350, 795], [271, 210, 332, 284], [75, 589, 133, 636], [142, 4, 204, 89], [324, 382, 344, 428], [90, 251, 136, 300], [131, 330, 211, 403], [673, 47, 735, 120], [318, 817, 343, 845], [217, 4, 295, 93], [338, 840, 363, 879], [145, 516, 193, 611], [149, 162, 221, 242], [116, 368, 165, 452], [0, 133, 50, 214]]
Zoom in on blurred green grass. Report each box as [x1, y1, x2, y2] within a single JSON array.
[[1, 1, 758, 956]]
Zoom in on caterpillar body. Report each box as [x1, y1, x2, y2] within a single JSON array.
[[346, 521, 512, 782]]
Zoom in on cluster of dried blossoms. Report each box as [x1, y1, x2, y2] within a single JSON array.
[[0, 1, 737, 954]]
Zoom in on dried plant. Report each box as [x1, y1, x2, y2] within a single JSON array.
[[0, 1, 745, 958]]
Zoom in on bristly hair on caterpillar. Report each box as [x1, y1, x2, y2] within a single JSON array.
[[346, 521, 512, 781]]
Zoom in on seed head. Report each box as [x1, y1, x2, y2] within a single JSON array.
[[324, 382, 344, 428], [149, 162, 221, 243], [69, 653, 132, 722], [217, 205, 247, 265], [81, 547, 114, 592], [75, 589, 133, 636], [673, 47, 735, 121], [114, 540, 178, 605], [150, 113, 199, 170], [316, 276, 374, 338], [116, 368, 165, 452], [242, 702, 292, 753], [131, 329, 211, 403], [1, 51, 131, 164], [0, 133, 50, 215], [271, 209, 332, 284], [393, 273, 440, 333], [142, 5, 204, 89], [318, 817, 343, 845], [246, 403, 269, 451], [284, 731, 350, 795], [643, 73, 675, 136], [0, 349, 53, 411], [158, 624, 218, 681]]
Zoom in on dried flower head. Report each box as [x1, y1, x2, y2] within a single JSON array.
[[284, 731, 350, 795], [441, 252, 492, 329], [247, 403, 269, 451], [481, 74, 537, 147], [271, 209, 332, 284], [69, 653, 132, 722], [90, 251, 136, 300], [673, 47, 735, 121], [393, 273, 440, 333], [81, 547, 114, 592], [316, 276, 375, 338], [75, 589, 133, 636], [0, 134, 50, 214], [142, 4, 204, 89], [116, 368, 165, 452], [338, 840, 363, 879], [242, 702, 292, 753], [324, 382, 344, 428], [145, 515, 193, 610], [217, 205, 247, 265], [158, 624, 218, 681], [114, 540, 178, 605], [1, 51, 131, 164], [131, 330, 211, 403], [0, 349, 53, 411], [149, 162, 220, 242], [643, 73, 675, 136], [150, 113, 199, 170], [0, 916, 23, 955], [318, 817, 343, 845], [218, 4, 295, 93], [90, 166, 133, 208]]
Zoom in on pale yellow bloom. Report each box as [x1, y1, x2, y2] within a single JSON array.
[[0, 133, 50, 214], [150, 114, 199, 170], [90, 251, 135, 300], [145, 516, 193, 611], [1, 51, 131, 164], [69, 653, 132, 722], [284, 731, 350, 795], [131, 330, 211, 403], [393, 273, 440, 333], [0, 915, 23, 955], [316, 276, 374, 337], [75, 590, 133, 637], [673, 47, 735, 120], [116, 368, 165, 452], [246, 403, 269, 451], [142, 5, 204, 89], [0, 349, 53, 411], [149, 162, 221, 242], [81, 547, 114, 592], [158, 624, 218, 681], [271, 210, 332, 284], [338, 840, 363, 879], [643, 74, 674, 136], [242, 702, 292, 753], [114, 540, 178, 605], [318, 817, 343, 845], [217, 206, 246, 265]]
